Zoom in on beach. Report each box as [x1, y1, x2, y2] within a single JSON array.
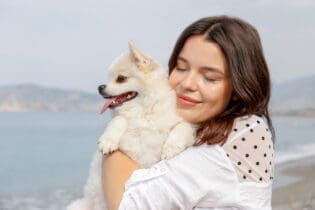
[[1, 113, 314, 210], [272, 156, 315, 210]]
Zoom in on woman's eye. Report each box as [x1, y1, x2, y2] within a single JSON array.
[[204, 77, 216, 83], [175, 66, 187, 72]]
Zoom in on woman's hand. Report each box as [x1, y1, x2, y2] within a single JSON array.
[[102, 150, 140, 210]]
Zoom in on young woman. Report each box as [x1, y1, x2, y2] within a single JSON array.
[[102, 15, 275, 209]]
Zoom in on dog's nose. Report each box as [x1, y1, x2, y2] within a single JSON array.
[[98, 85, 106, 94]]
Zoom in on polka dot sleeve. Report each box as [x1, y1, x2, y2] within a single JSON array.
[[222, 115, 274, 183]]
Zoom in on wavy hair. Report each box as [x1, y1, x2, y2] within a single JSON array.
[[168, 16, 274, 145]]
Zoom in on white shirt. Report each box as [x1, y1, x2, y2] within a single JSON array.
[[119, 115, 274, 210]]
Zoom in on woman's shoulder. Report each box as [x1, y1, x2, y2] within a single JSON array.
[[234, 114, 267, 127], [222, 114, 275, 183], [228, 114, 271, 141]]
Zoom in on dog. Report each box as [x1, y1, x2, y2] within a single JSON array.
[[66, 41, 196, 210]]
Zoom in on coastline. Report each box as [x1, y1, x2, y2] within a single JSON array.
[[271, 111, 315, 118], [272, 155, 315, 209]]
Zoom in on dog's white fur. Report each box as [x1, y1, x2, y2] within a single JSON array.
[[66, 42, 195, 210]]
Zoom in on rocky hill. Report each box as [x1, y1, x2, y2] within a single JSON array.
[[0, 75, 314, 115], [270, 75, 315, 116], [0, 84, 103, 112]]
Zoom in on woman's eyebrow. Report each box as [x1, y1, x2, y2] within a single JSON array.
[[178, 56, 225, 75], [177, 56, 188, 63], [201, 66, 224, 75]]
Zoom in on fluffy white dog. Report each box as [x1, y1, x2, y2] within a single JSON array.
[[66, 42, 195, 210]]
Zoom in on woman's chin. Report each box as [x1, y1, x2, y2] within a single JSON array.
[[176, 108, 199, 124], [176, 106, 218, 124]]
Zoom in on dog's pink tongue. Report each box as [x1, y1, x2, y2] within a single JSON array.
[[100, 98, 116, 114]]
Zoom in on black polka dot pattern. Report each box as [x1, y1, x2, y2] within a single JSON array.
[[222, 115, 274, 183]]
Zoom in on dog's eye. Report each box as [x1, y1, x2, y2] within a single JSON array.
[[116, 75, 127, 83]]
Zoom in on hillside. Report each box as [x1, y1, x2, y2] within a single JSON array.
[[0, 84, 103, 112], [270, 75, 315, 116], [0, 75, 314, 115]]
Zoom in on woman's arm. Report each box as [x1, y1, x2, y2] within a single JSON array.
[[102, 150, 140, 210]]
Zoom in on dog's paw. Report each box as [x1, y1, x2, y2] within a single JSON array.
[[98, 139, 119, 155], [161, 144, 185, 160]]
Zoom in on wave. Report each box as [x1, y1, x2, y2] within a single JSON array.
[[275, 142, 315, 165], [0, 189, 79, 210]]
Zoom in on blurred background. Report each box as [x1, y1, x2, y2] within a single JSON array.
[[0, 0, 314, 209]]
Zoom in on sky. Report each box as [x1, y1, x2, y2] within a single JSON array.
[[1, 0, 315, 93]]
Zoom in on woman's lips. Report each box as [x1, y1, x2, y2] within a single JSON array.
[[177, 94, 201, 107]]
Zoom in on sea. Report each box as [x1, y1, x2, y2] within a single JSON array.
[[0, 112, 314, 210]]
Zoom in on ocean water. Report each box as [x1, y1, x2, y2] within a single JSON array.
[[0, 112, 110, 210], [0, 112, 314, 210]]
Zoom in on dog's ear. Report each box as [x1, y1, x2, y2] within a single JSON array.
[[128, 41, 157, 73]]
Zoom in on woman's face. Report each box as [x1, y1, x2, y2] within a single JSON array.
[[169, 35, 233, 123]]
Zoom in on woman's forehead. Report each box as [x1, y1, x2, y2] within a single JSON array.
[[178, 35, 228, 75]]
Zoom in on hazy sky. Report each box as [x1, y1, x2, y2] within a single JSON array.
[[1, 0, 315, 93]]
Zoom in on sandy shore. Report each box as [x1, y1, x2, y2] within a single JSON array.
[[272, 156, 315, 209]]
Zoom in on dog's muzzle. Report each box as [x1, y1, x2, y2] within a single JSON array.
[[98, 85, 110, 98]]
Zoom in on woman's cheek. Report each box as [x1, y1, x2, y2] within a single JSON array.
[[169, 71, 179, 89]]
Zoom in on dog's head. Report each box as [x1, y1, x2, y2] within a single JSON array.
[[98, 41, 166, 114]]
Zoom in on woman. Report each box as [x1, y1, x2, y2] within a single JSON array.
[[103, 15, 275, 209]]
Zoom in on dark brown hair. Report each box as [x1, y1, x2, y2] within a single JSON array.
[[168, 16, 274, 145]]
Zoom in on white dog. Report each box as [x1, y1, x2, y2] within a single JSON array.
[[66, 42, 195, 210]]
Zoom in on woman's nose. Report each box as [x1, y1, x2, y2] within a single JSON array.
[[181, 71, 198, 91]]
